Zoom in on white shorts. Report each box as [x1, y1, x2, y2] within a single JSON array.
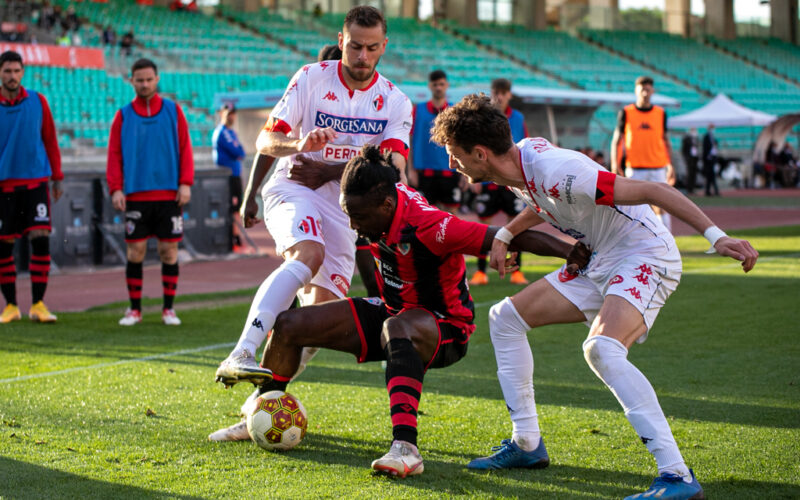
[[625, 166, 667, 183], [262, 182, 356, 298], [544, 247, 682, 343]]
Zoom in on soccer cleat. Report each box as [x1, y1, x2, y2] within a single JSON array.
[[118, 308, 142, 326], [215, 349, 273, 387], [371, 440, 424, 478], [207, 420, 251, 442], [0, 304, 21, 323], [509, 270, 529, 285], [624, 470, 705, 500], [469, 270, 489, 286], [162, 308, 181, 326], [467, 438, 550, 470], [29, 301, 57, 323]]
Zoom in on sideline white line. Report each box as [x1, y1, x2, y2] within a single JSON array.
[[0, 342, 234, 385]]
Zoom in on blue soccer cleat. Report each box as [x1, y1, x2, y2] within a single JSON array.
[[625, 469, 705, 500], [467, 438, 550, 470]]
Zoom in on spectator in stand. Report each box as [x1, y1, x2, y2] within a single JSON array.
[[212, 103, 247, 252], [777, 143, 798, 187], [120, 31, 134, 57], [63, 6, 79, 31], [681, 128, 700, 195], [102, 25, 117, 46], [702, 125, 719, 197], [0, 50, 63, 324]]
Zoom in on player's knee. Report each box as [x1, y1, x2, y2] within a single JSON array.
[[582, 335, 628, 378], [157, 242, 178, 263], [126, 244, 146, 263], [489, 297, 530, 341], [381, 316, 412, 345], [272, 309, 303, 346]]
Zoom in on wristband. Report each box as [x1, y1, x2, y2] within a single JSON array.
[[703, 225, 727, 254], [494, 227, 514, 245]]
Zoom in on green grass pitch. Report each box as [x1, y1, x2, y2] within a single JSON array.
[[1, 226, 798, 499]]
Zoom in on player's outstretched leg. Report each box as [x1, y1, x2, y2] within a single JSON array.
[[467, 297, 549, 470], [215, 259, 312, 387], [371, 338, 425, 478], [583, 334, 703, 500]]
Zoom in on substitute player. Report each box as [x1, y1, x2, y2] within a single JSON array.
[[107, 58, 194, 326], [217, 144, 589, 476], [470, 78, 529, 286], [611, 76, 675, 231], [0, 50, 63, 323], [432, 94, 758, 500], [211, 7, 414, 440]]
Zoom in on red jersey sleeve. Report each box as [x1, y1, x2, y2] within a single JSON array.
[[106, 110, 124, 194], [175, 104, 194, 186], [38, 94, 62, 181], [417, 212, 488, 257]]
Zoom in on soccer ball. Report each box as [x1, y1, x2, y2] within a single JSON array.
[[246, 390, 308, 451]]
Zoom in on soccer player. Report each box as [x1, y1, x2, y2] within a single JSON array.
[[431, 94, 758, 500], [215, 144, 590, 477], [611, 76, 675, 231], [408, 70, 462, 211], [0, 50, 63, 323], [107, 58, 194, 326], [211, 103, 246, 251], [211, 6, 413, 418], [470, 78, 529, 287]]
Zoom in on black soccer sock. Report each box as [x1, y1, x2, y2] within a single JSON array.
[[258, 374, 290, 395], [126, 261, 143, 311], [384, 338, 424, 446], [0, 242, 16, 306], [477, 255, 487, 273], [162, 262, 179, 310], [30, 236, 51, 304]]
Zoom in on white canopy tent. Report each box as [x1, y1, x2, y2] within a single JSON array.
[[668, 94, 777, 128]]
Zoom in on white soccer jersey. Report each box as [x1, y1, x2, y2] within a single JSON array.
[[511, 138, 675, 257], [262, 59, 413, 202]]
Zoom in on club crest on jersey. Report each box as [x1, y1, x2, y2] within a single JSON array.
[[372, 95, 384, 111], [398, 243, 411, 255]]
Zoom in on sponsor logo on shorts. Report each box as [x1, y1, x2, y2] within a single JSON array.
[[634, 272, 650, 286], [322, 144, 361, 162], [435, 216, 451, 243], [636, 264, 653, 275], [609, 275, 624, 286], [624, 286, 642, 301], [372, 95, 384, 112], [331, 274, 350, 296], [314, 111, 387, 135], [564, 174, 577, 204], [126, 211, 142, 220], [126, 221, 135, 235]]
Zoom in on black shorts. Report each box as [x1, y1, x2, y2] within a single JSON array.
[[125, 200, 183, 243], [0, 181, 51, 238], [417, 169, 461, 208], [347, 297, 471, 371], [475, 183, 525, 219], [229, 175, 243, 212]]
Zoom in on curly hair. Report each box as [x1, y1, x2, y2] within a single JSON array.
[[341, 144, 399, 205], [431, 93, 513, 156]]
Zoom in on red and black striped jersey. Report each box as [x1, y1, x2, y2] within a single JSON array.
[[370, 184, 487, 328]]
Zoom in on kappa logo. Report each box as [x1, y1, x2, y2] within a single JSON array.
[[302, 65, 310, 73], [640, 436, 653, 444], [634, 272, 650, 286], [319, 61, 330, 70], [526, 178, 538, 194], [387, 81, 394, 91], [638, 122, 652, 130], [548, 183, 561, 200], [624, 287, 642, 301], [373, 94, 384, 112], [609, 275, 624, 286], [331, 274, 350, 296], [252, 318, 264, 331], [527, 137, 553, 153], [322, 91, 338, 102], [636, 264, 653, 275]]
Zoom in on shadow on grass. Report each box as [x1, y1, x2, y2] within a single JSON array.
[[0, 456, 205, 500]]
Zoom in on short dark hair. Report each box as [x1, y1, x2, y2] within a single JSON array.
[[317, 44, 342, 62], [491, 78, 512, 93], [341, 144, 399, 205], [0, 51, 23, 69], [635, 75, 654, 86], [344, 5, 387, 35], [432, 93, 513, 156], [220, 102, 236, 113], [131, 58, 157, 75], [429, 69, 447, 82]]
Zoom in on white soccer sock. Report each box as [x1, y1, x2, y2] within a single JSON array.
[[232, 260, 313, 357], [489, 297, 540, 451], [582, 336, 690, 478]]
